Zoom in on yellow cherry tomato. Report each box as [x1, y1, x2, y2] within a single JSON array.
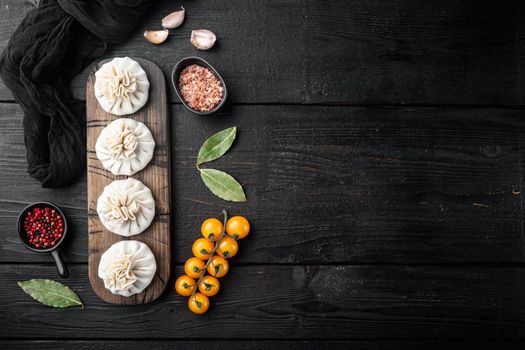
[[188, 292, 210, 314], [207, 255, 229, 278], [226, 216, 250, 240], [217, 236, 239, 259], [192, 238, 215, 260], [184, 257, 205, 279], [175, 275, 196, 296], [198, 275, 220, 297], [201, 218, 224, 241]]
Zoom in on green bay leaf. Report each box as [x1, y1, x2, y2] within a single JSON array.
[[18, 279, 84, 308], [197, 127, 237, 165], [199, 168, 247, 202]]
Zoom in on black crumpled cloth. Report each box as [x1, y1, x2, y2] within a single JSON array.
[[0, 0, 153, 187]]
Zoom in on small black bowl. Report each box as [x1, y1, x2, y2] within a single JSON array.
[[17, 202, 69, 278], [171, 56, 228, 115]]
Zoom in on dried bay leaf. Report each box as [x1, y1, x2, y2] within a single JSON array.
[[18, 279, 84, 308], [197, 127, 237, 165], [199, 168, 246, 202]]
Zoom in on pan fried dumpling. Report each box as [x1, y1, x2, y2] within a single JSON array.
[[96, 118, 155, 176], [94, 57, 150, 116], [97, 178, 155, 236], [98, 240, 156, 297]]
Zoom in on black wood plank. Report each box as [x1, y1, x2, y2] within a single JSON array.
[[0, 341, 354, 350], [1, 264, 525, 339], [1, 0, 524, 104], [2, 340, 525, 350], [1, 103, 525, 264]]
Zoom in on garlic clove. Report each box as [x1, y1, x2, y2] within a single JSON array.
[[190, 29, 216, 50], [162, 6, 185, 29], [144, 29, 169, 45]]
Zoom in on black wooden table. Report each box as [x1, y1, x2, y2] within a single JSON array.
[[1, 0, 525, 349]]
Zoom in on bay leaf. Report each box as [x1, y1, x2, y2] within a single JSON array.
[[197, 127, 237, 165], [200, 168, 247, 202], [18, 279, 84, 308]]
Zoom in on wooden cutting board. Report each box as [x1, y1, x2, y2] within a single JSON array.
[[86, 58, 171, 305]]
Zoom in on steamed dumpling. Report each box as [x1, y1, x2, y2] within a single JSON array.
[[96, 118, 155, 176], [94, 57, 150, 116], [97, 178, 155, 236], [98, 240, 156, 297]]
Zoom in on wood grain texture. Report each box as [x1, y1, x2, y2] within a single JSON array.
[[0, 0, 524, 346], [1, 0, 524, 104], [3, 340, 525, 350], [0, 341, 357, 350], [86, 59, 171, 304], [1, 103, 525, 264], [1, 264, 525, 339]]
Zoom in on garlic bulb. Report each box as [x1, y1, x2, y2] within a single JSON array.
[[144, 29, 169, 45], [162, 7, 185, 29], [191, 29, 216, 50]]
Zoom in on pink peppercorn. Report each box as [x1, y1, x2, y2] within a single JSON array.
[[23, 206, 64, 249]]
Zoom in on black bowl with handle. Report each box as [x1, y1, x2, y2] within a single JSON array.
[[171, 56, 228, 115], [17, 202, 69, 278]]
